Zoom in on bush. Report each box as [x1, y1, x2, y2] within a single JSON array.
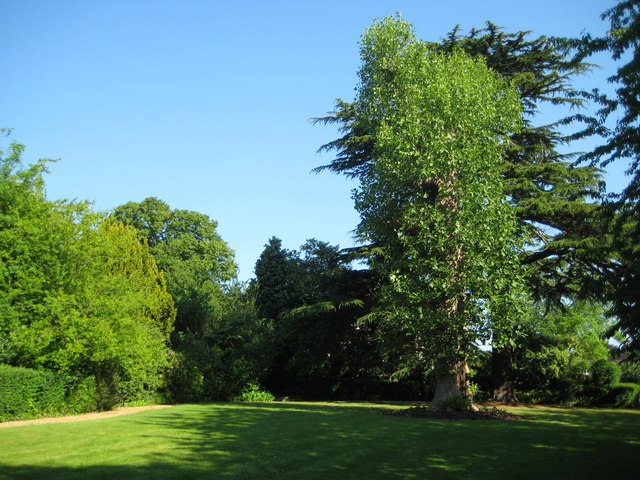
[[606, 383, 640, 408], [166, 325, 270, 402], [0, 365, 67, 421], [431, 394, 473, 412], [65, 376, 98, 414], [332, 378, 422, 401], [233, 383, 275, 402], [591, 360, 621, 391], [0, 365, 102, 421], [620, 361, 640, 383]]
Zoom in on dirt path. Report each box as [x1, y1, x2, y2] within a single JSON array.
[[0, 404, 173, 428]]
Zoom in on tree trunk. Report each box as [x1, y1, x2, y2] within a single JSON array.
[[431, 357, 474, 410], [491, 344, 518, 403], [430, 169, 475, 411]]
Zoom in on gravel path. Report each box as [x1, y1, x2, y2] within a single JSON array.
[[0, 405, 173, 428]]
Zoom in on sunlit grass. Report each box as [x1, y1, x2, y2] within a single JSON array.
[[0, 402, 638, 479]]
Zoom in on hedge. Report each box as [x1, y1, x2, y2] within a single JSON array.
[[0, 365, 98, 421]]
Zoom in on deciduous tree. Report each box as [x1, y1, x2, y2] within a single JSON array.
[[315, 23, 608, 402], [112, 197, 237, 334], [0, 134, 176, 406], [347, 17, 523, 408]]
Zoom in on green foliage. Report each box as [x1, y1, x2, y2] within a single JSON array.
[[167, 330, 249, 402], [254, 236, 303, 321], [0, 365, 67, 421], [577, 1, 640, 353], [0, 366, 99, 421], [0, 134, 176, 409], [253, 237, 394, 398], [589, 359, 622, 396], [316, 24, 605, 306], [232, 383, 275, 402], [166, 285, 273, 402], [112, 198, 244, 404], [347, 17, 524, 402], [64, 376, 98, 414], [431, 25, 607, 308], [607, 382, 640, 408], [620, 360, 640, 382], [315, 22, 609, 403], [436, 394, 473, 412], [579, 1, 640, 200], [112, 197, 237, 335], [314, 19, 610, 405], [512, 301, 612, 404], [164, 349, 206, 403]]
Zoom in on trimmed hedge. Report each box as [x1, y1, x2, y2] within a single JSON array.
[[0, 365, 98, 421], [0, 365, 67, 421]]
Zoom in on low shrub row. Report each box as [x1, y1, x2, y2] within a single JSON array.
[[0, 365, 98, 422]]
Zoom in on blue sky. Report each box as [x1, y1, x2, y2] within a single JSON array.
[[1, 0, 626, 281]]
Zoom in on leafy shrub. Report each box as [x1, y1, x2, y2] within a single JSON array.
[[65, 376, 98, 414], [432, 394, 473, 412], [589, 359, 621, 397], [233, 383, 274, 402], [0, 365, 67, 421], [620, 361, 640, 383], [167, 313, 271, 403], [606, 383, 640, 408], [164, 349, 205, 403]]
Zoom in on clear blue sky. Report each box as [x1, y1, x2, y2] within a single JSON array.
[[1, 1, 627, 281]]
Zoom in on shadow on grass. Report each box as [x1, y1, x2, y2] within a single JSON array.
[[1, 402, 638, 480]]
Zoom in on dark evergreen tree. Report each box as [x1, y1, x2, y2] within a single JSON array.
[[280, 240, 383, 392], [253, 237, 400, 399], [254, 237, 303, 321], [253, 237, 305, 393], [578, 1, 640, 353]]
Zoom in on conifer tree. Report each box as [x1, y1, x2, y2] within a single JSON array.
[[577, 0, 640, 352], [254, 237, 302, 321]]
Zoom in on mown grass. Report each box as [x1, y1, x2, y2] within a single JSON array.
[[0, 402, 638, 479]]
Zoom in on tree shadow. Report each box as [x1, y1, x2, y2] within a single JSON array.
[[1, 402, 638, 480]]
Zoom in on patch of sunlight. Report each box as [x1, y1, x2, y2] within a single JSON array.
[[533, 419, 582, 428], [532, 444, 589, 453], [426, 456, 465, 473], [235, 404, 335, 414]]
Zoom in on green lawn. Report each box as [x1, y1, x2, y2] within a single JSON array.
[[1, 402, 638, 479]]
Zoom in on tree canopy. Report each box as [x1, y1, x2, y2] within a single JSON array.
[[0, 133, 176, 406], [577, 1, 640, 353], [342, 17, 524, 407], [315, 20, 613, 403], [112, 197, 237, 334]]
